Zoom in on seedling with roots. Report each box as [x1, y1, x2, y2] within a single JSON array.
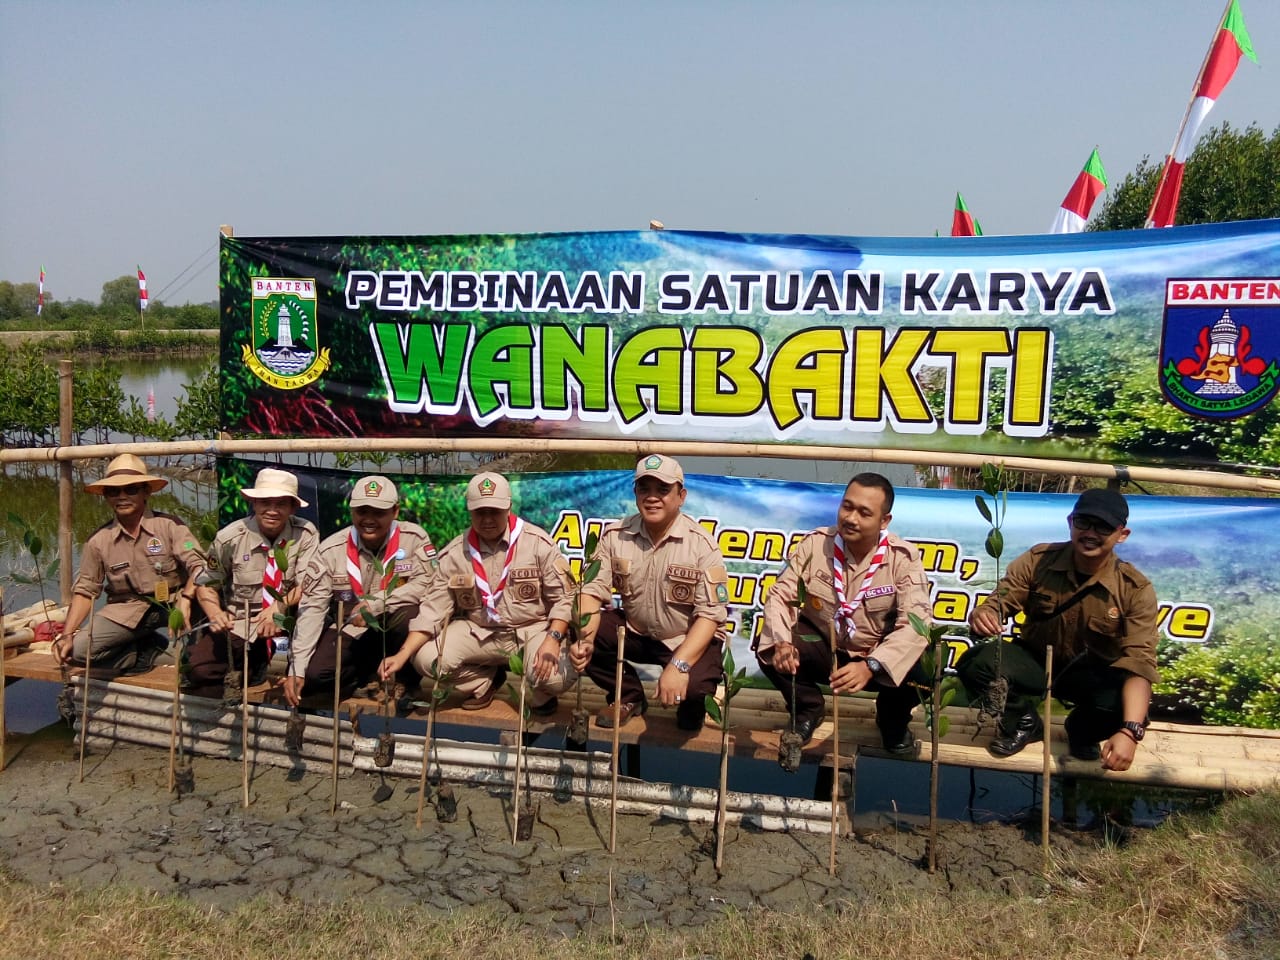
[[563, 531, 600, 750], [971, 463, 1012, 732], [704, 645, 748, 873], [415, 646, 454, 829]]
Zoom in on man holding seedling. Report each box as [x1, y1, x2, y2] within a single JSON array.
[[381, 472, 581, 713], [285, 476, 436, 707], [756, 472, 932, 753], [958, 487, 1158, 771], [187, 467, 320, 694], [578, 455, 730, 732], [52, 454, 205, 676]]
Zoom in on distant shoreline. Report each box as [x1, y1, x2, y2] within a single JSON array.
[[0, 329, 219, 346]]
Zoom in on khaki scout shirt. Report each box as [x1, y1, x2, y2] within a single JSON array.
[[72, 510, 206, 629], [290, 521, 437, 677], [758, 528, 930, 686], [206, 515, 321, 638], [976, 541, 1160, 684], [408, 519, 573, 638], [583, 512, 729, 650]]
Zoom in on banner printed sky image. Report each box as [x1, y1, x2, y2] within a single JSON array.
[[2, 0, 1278, 306]]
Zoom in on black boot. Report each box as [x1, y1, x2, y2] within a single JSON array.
[[988, 712, 1043, 757]]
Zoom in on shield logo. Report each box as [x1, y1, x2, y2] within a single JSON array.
[[244, 278, 332, 390], [1159, 278, 1280, 420]]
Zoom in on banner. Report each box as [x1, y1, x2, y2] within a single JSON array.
[[220, 460, 1280, 729], [219, 222, 1280, 470]]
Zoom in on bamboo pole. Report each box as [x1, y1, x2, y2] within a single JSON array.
[[415, 692, 435, 829], [513, 665, 527, 844], [829, 687, 839, 877], [241, 600, 251, 808], [609, 624, 625, 854], [1042, 645, 1054, 873], [714, 690, 730, 873], [56, 360, 74, 604], [0, 586, 6, 774], [5, 435, 1279, 495], [78, 617, 93, 782], [330, 603, 344, 815], [167, 626, 181, 793]]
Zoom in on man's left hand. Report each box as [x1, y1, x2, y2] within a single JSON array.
[[829, 659, 874, 695], [1101, 731, 1138, 771]]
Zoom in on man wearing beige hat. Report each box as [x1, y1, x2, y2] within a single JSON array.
[[380, 472, 581, 713], [186, 467, 321, 694], [285, 475, 437, 706], [578, 455, 730, 731], [51, 454, 206, 675]]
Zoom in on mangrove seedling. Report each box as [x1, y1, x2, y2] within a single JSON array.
[[704, 645, 749, 873]]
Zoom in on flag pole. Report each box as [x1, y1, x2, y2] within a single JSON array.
[[1145, 0, 1235, 227]]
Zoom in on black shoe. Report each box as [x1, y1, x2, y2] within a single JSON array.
[[879, 725, 917, 757], [1065, 711, 1101, 761], [529, 696, 559, 717], [121, 635, 169, 676], [248, 660, 270, 687], [988, 713, 1043, 758], [676, 696, 706, 732], [792, 707, 826, 746]]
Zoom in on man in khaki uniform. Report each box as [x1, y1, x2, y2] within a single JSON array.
[[579, 455, 729, 731], [380, 472, 582, 713], [52, 454, 205, 675], [285, 475, 436, 706], [756, 472, 931, 752], [187, 468, 321, 694], [958, 487, 1158, 770]]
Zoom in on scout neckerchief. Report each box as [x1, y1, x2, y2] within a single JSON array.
[[346, 522, 400, 599], [831, 531, 890, 642], [261, 544, 282, 609], [465, 514, 524, 624]]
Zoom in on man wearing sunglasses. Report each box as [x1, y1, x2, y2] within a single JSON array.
[[52, 454, 206, 676], [957, 487, 1158, 771], [578, 455, 730, 731]]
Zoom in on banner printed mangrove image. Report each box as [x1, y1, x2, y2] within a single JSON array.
[[220, 223, 1280, 470]]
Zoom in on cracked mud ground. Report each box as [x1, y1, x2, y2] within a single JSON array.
[[0, 734, 1095, 934]]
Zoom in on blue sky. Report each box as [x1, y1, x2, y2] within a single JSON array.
[[2, 0, 1277, 305]]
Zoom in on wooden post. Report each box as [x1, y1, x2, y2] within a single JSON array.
[[330, 603, 344, 815], [609, 624, 625, 854], [829, 688, 840, 876], [241, 601, 251, 808], [78, 618, 93, 782], [1042, 645, 1054, 872], [513, 665, 527, 844], [57, 361, 74, 604], [167, 626, 182, 793], [0, 586, 6, 774]]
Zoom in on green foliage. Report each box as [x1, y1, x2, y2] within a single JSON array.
[[4, 512, 60, 612], [1157, 634, 1280, 729], [1090, 122, 1280, 231], [909, 611, 957, 738], [704, 646, 748, 726]]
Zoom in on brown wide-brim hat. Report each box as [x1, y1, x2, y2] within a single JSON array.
[[85, 453, 168, 494]]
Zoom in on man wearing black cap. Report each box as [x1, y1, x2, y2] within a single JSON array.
[[957, 486, 1158, 771]]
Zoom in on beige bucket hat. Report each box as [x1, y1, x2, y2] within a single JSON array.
[[84, 454, 168, 494], [241, 467, 309, 507]]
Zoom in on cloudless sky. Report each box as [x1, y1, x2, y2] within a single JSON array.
[[2, 0, 1277, 305]]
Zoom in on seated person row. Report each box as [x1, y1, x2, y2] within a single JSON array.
[[52, 454, 205, 674]]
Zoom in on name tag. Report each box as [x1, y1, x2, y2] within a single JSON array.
[[863, 585, 896, 600]]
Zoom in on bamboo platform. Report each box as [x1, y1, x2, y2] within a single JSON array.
[[6, 645, 1279, 794]]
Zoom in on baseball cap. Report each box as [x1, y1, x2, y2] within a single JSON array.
[[349, 475, 399, 509], [1071, 487, 1129, 529], [466, 472, 512, 510], [634, 454, 684, 485]]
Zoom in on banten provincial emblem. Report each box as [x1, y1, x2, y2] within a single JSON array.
[[245, 278, 332, 389], [1160, 278, 1280, 420]]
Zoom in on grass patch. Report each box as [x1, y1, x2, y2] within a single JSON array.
[[1, 791, 1277, 960]]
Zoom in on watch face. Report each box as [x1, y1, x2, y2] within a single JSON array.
[[1123, 721, 1146, 741]]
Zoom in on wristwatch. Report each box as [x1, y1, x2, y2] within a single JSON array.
[[1121, 720, 1147, 742], [548, 628, 566, 642], [866, 657, 884, 677], [671, 658, 692, 674]]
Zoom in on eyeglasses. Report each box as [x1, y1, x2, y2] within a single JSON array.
[[1070, 514, 1117, 535], [106, 483, 148, 497]]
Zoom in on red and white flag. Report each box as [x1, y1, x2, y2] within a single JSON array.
[[1147, 0, 1257, 228], [137, 265, 149, 310], [37, 265, 45, 316], [1050, 149, 1108, 234], [951, 193, 983, 237]]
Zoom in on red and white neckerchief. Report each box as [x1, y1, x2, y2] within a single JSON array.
[[465, 514, 524, 624], [346, 522, 401, 598], [831, 532, 890, 642], [261, 546, 282, 609]]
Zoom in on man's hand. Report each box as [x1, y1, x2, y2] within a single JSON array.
[[205, 606, 234, 634], [655, 662, 690, 708], [531, 634, 561, 685], [568, 639, 593, 673], [252, 603, 281, 639], [281, 675, 305, 707], [52, 631, 74, 665], [769, 640, 800, 675], [829, 659, 873, 695], [1101, 731, 1138, 771], [969, 605, 1004, 638], [378, 650, 409, 681]]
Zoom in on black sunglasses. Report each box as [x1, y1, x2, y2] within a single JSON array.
[[106, 483, 148, 496], [1069, 514, 1116, 535]]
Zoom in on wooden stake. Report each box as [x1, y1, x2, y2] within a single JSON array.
[[167, 621, 182, 793], [512, 664, 527, 844], [609, 624, 625, 854], [416, 697, 435, 830], [78, 617, 93, 782], [330, 602, 344, 815], [241, 601, 251, 808], [714, 692, 729, 873], [1, 586, 6, 774], [829, 686, 840, 877], [1042, 645, 1054, 873]]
